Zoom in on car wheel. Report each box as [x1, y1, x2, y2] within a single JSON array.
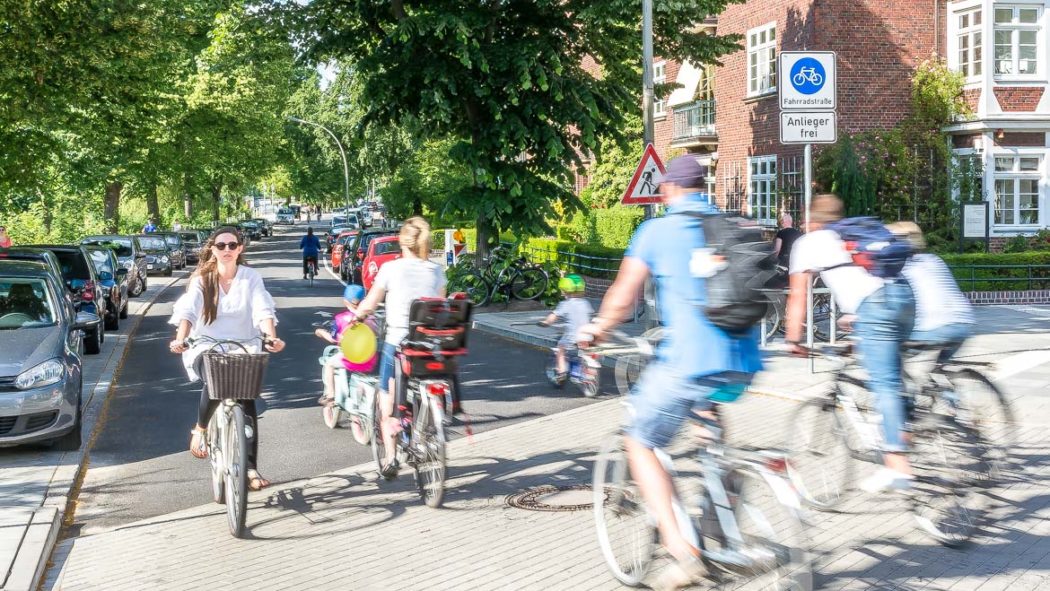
[[164, 267, 173, 277], [141, 274, 148, 292], [85, 327, 102, 355], [105, 304, 119, 330], [119, 300, 129, 319], [53, 394, 83, 452]]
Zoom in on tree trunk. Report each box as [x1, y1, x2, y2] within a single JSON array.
[[474, 213, 496, 267], [210, 184, 222, 222], [39, 189, 53, 235], [104, 181, 122, 233], [182, 173, 194, 220], [146, 182, 160, 223], [412, 196, 423, 216]]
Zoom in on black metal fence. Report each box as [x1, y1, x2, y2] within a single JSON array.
[[948, 264, 1050, 291]]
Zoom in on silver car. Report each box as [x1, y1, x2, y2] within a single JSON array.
[[0, 260, 96, 450]]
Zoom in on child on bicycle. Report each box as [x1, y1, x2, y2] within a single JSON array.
[[538, 274, 593, 384], [314, 284, 377, 404]]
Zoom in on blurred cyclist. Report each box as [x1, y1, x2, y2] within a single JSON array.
[[785, 194, 916, 493], [299, 227, 321, 280], [581, 156, 761, 589]]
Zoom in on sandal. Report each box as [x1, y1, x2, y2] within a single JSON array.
[[247, 469, 271, 491], [189, 427, 208, 459]]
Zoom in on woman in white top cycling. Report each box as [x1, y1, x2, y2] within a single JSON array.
[[168, 226, 286, 490], [351, 217, 446, 478]]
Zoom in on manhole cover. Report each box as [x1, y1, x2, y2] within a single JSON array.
[[505, 484, 594, 512]]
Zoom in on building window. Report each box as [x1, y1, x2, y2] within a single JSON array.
[[993, 155, 1041, 225], [994, 6, 1041, 76], [747, 23, 776, 96], [653, 61, 667, 117], [749, 155, 777, 224], [957, 8, 983, 78]]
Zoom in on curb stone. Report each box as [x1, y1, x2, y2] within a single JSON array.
[[0, 274, 183, 591]]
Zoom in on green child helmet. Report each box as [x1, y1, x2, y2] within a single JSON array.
[[558, 273, 585, 294]]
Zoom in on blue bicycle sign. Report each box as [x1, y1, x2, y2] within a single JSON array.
[[790, 57, 825, 95]]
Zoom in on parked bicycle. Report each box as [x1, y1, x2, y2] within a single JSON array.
[[785, 343, 1013, 545], [759, 274, 838, 344], [192, 335, 271, 539], [447, 245, 549, 306], [594, 401, 812, 590]]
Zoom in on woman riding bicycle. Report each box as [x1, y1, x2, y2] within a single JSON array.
[[351, 217, 446, 478], [168, 226, 285, 490]]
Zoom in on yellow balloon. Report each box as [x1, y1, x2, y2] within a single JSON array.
[[339, 323, 377, 364]]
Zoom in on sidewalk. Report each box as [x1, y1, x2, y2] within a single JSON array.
[[48, 370, 1050, 590], [0, 276, 182, 591]]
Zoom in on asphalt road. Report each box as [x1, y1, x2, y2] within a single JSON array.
[[69, 223, 610, 536]]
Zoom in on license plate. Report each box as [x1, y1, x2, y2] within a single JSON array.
[[147, 264, 154, 269]]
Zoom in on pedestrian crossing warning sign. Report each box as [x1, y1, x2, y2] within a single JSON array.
[[621, 143, 665, 205]]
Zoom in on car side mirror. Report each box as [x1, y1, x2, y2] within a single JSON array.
[[72, 311, 100, 332], [99, 271, 114, 281]]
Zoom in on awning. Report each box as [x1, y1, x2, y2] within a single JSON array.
[[668, 61, 703, 107]]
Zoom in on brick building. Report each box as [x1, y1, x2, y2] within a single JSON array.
[[646, 0, 944, 228]]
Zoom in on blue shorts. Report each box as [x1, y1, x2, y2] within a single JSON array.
[[378, 342, 397, 392], [627, 363, 750, 449]]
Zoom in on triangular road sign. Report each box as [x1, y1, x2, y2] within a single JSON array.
[[621, 143, 666, 205]]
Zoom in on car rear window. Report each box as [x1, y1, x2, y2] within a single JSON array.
[[162, 235, 181, 246], [88, 250, 115, 274], [137, 237, 167, 250], [0, 278, 56, 328], [180, 233, 200, 243], [373, 240, 400, 255], [51, 250, 92, 280], [83, 239, 133, 258]]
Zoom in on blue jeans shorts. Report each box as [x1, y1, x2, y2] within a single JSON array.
[[627, 363, 750, 449], [378, 342, 397, 392]]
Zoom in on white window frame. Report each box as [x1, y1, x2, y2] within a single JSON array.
[[653, 60, 667, 117], [991, 152, 1043, 228], [746, 22, 777, 97], [993, 5, 1044, 80], [951, 6, 984, 81], [748, 155, 777, 225]]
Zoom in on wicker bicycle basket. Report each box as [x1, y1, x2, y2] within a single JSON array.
[[201, 351, 270, 401]]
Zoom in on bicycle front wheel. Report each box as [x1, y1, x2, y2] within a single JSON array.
[[208, 411, 225, 504], [224, 405, 249, 538], [593, 433, 656, 587], [452, 271, 491, 306], [510, 267, 548, 301], [949, 368, 1015, 479], [413, 401, 447, 508], [370, 391, 391, 478], [785, 396, 854, 510]]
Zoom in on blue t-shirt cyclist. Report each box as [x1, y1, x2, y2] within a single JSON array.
[[300, 227, 322, 279]]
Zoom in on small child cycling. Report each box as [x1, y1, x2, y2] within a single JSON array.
[[314, 284, 377, 404], [538, 274, 593, 383]]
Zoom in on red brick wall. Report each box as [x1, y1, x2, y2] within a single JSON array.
[[992, 87, 1044, 112], [995, 132, 1045, 147], [962, 88, 981, 113]]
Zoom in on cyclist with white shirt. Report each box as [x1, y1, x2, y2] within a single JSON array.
[[785, 194, 916, 493]]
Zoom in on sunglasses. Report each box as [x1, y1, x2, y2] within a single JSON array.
[[212, 241, 241, 251]]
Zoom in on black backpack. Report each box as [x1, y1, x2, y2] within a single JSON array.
[[680, 212, 777, 333]]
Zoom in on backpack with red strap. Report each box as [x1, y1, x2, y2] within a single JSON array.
[[825, 217, 913, 278]]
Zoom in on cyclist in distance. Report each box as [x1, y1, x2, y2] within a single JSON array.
[[168, 226, 286, 490], [300, 226, 321, 280], [580, 156, 762, 590], [537, 274, 593, 384], [785, 194, 915, 493], [349, 217, 446, 478]]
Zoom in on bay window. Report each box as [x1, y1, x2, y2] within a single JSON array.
[[994, 6, 1041, 76], [993, 155, 1041, 226], [957, 8, 983, 78]]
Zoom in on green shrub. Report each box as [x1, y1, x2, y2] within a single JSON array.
[[943, 251, 1050, 291], [567, 210, 597, 243], [593, 208, 643, 249], [1003, 235, 1029, 254]]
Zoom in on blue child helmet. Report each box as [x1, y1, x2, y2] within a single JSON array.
[[343, 284, 366, 303]]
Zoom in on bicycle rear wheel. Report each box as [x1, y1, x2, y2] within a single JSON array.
[[413, 401, 447, 508], [510, 267, 548, 300], [452, 271, 491, 306], [592, 433, 656, 587], [909, 421, 983, 546], [785, 396, 855, 510], [731, 467, 812, 591], [224, 405, 249, 538]]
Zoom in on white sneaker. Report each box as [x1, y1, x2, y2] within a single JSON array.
[[860, 467, 913, 493]]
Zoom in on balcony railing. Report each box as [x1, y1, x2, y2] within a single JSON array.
[[672, 100, 716, 142]]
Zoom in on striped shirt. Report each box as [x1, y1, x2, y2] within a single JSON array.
[[901, 253, 974, 332]]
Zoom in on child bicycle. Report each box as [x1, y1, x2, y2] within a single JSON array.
[[191, 335, 271, 539], [593, 376, 812, 590]]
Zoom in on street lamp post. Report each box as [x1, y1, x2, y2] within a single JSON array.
[[288, 116, 351, 213], [641, 0, 655, 221]]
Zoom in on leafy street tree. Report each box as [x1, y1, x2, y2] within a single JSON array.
[[281, 0, 741, 256]]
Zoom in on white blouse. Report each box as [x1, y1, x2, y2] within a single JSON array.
[[168, 266, 277, 381]]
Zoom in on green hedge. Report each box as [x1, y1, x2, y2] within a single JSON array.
[[518, 237, 625, 279], [593, 208, 644, 249], [943, 251, 1050, 291]]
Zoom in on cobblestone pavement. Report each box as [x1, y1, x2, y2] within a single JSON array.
[[47, 352, 1050, 591]]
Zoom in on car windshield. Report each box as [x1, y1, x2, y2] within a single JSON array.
[[278, 208, 293, 215], [83, 239, 133, 258], [88, 250, 115, 274], [0, 278, 56, 329], [163, 235, 180, 246], [179, 233, 199, 243], [373, 240, 400, 255], [51, 250, 91, 280], [137, 237, 167, 250]]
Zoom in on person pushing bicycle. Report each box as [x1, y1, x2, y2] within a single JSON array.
[[300, 227, 321, 280]]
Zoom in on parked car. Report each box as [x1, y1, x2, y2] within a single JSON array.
[[178, 231, 204, 265], [330, 230, 359, 277], [251, 218, 273, 237], [0, 260, 94, 450], [156, 232, 187, 270], [345, 228, 399, 284], [362, 235, 401, 290], [359, 207, 375, 228], [325, 220, 358, 253], [81, 236, 148, 297], [239, 220, 263, 241], [276, 207, 295, 225], [134, 235, 174, 276], [0, 248, 66, 286], [23, 245, 106, 355], [85, 247, 129, 330]]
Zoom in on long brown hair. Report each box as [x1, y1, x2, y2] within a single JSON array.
[[191, 226, 246, 325]]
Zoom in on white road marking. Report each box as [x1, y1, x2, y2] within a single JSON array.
[[991, 349, 1050, 381]]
